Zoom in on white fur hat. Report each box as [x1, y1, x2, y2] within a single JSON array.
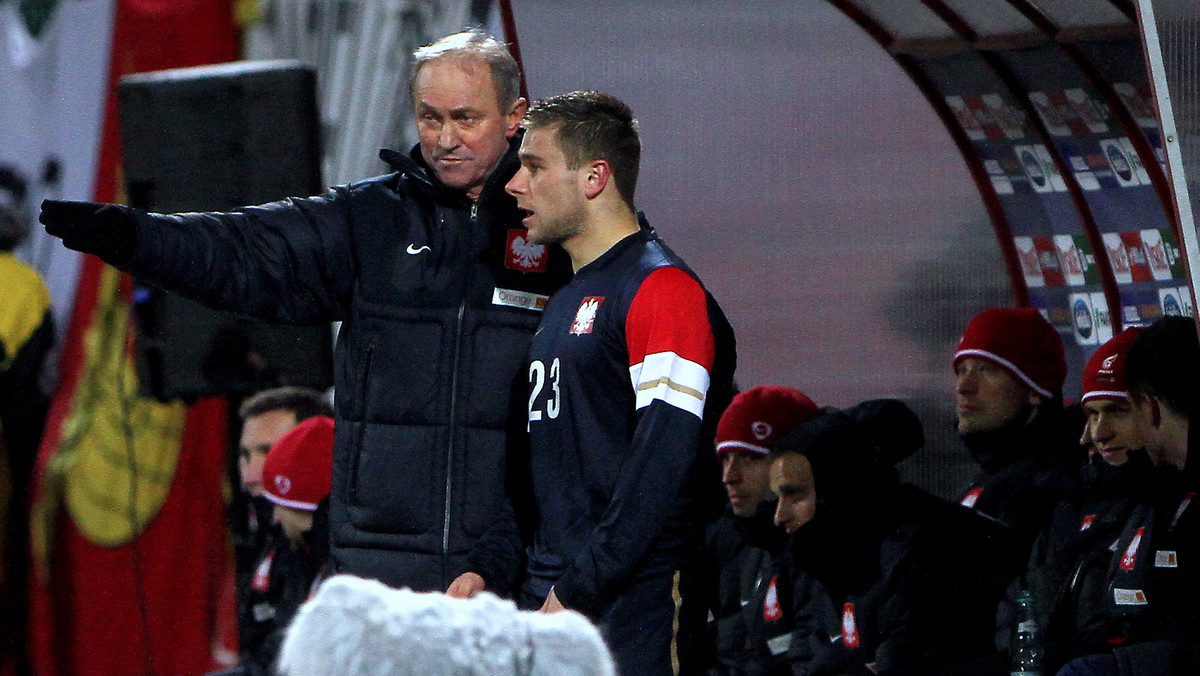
[[276, 575, 615, 676]]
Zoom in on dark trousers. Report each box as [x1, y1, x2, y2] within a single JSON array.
[[521, 571, 676, 676]]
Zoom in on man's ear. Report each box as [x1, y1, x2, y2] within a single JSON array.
[[505, 97, 528, 137], [583, 159, 611, 200], [1027, 390, 1046, 407]]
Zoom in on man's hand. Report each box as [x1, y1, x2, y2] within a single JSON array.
[[539, 586, 566, 614], [446, 572, 486, 598], [39, 199, 138, 266]]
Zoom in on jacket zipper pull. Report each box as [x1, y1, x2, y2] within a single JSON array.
[[470, 201, 478, 221]]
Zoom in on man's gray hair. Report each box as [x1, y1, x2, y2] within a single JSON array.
[[410, 29, 521, 110], [277, 575, 616, 676]]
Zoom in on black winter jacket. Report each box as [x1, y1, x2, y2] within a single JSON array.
[[786, 485, 1016, 676], [120, 140, 571, 590], [701, 503, 792, 676], [1107, 460, 1200, 674], [238, 499, 329, 675], [1012, 450, 1157, 670], [958, 403, 1084, 566], [779, 411, 1017, 676]]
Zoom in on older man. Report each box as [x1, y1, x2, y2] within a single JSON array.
[[952, 307, 1082, 561], [38, 30, 571, 591]]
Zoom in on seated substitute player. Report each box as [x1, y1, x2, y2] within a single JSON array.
[[1080, 329, 1143, 465], [225, 415, 334, 676], [1060, 316, 1200, 676], [447, 90, 737, 676], [768, 408, 1016, 676], [952, 307, 1082, 566], [702, 387, 927, 675], [993, 328, 1157, 676], [233, 389, 332, 575], [703, 385, 821, 675], [230, 386, 331, 667]]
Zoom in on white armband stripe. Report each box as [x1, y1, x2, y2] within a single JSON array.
[[629, 351, 709, 417]]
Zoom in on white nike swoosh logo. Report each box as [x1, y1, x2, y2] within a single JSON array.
[[406, 244, 431, 255]]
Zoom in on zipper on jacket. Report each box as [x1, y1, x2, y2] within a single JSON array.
[[444, 302, 466, 564], [353, 341, 376, 502], [442, 202, 475, 573]]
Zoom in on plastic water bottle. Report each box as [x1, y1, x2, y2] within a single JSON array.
[[1010, 589, 1043, 676]]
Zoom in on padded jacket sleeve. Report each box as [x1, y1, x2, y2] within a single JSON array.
[[120, 189, 356, 325]]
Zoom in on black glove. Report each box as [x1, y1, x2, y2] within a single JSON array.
[[39, 199, 138, 266]]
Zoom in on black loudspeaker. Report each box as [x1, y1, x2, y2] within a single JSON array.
[[117, 61, 334, 401]]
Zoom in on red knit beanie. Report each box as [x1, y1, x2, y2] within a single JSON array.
[[1082, 328, 1143, 403], [954, 307, 1067, 398], [716, 385, 821, 455], [262, 415, 335, 511]]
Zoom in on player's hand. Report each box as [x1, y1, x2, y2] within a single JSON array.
[[446, 572, 486, 598], [539, 586, 565, 614], [39, 199, 138, 266]]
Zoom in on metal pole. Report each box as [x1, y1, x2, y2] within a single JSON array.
[[497, 0, 530, 101], [1136, 0, 1200, 330]]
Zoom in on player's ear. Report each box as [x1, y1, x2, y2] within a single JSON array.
[[583, 159, 610, 200]]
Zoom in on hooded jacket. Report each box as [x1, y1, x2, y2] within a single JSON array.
[[699, 399, 926, 676], [777, 410, 1016, 676], [119, 139, 571, 590]]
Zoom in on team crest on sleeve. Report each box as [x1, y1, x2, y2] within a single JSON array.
[[506, 230, 548, 272], [570, 297, 604, 335], [1120, 527, 1145, 570], [251, 550, 275, 592], [841, 603, 860, 647], [762, 577, 782, 622], [960, 487, 983, 508]]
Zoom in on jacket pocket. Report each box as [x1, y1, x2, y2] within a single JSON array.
[[349, 422, 439, 535]]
